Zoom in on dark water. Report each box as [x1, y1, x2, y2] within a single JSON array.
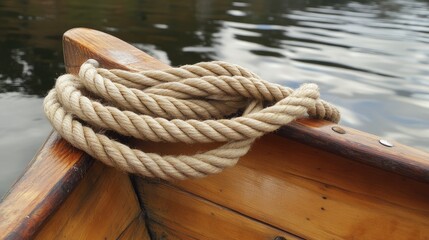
[[1, 0, 428, 196]]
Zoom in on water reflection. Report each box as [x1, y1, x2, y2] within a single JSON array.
[[0, 0, 428, 195]]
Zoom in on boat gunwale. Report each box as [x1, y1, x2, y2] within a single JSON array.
[[280, 119, 429, 182]]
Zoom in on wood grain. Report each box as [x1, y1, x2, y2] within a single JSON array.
[[138, 134, 429, 239], [62, 28, 170, 73], [117, 214, 151, 240], [281, 118, 429, 183], [34, 162, 141, 240], [137, 180, 302, 240], [149, 221, 198, 240], [0, 133, 93, 240]]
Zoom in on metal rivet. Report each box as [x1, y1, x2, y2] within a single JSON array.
[[274, 237, 286, 240], [331, 126, 346, 134], [379, 139, 393, 147]]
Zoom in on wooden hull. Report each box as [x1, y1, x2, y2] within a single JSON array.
[[1, 28, 428, 240], [11, 133, 429, 240]]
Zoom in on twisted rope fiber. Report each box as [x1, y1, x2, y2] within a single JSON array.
[[43, 59, 340, 180]]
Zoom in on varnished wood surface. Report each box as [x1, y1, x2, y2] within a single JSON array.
[[117, 214, 151, 240], [0, 133, 93, 240], [34, 162, 143, 240], [137, 180, 302, 240], [62, 28, 170, 73], [137, 134, 429, 239], [149, 221, 197, 240], [281, 118, 429, 183]]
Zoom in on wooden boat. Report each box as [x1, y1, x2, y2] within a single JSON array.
[[1, 28, 428, 240]]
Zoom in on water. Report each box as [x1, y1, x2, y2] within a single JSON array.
[[0, 0, 428, 196]]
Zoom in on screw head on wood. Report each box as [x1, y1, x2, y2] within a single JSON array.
[[331, 126, 346, 134], [379, 139, 393, 147]]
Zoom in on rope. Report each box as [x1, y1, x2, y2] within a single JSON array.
[[43, 60, 340, 180]]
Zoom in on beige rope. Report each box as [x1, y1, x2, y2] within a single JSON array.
[[43, 60, 340, 180]]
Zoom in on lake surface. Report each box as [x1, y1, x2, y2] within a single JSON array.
[[1, 0, 428, 196]]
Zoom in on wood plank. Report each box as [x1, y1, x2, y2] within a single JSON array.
[[281, 118, 429, 183], [34, 162, 141, 240], [117, 214, 151, 240], [137, 181, 302, 240], [0, 133, 93, 240], [149, 221, 198, 240], [137, 134, 429, 239]]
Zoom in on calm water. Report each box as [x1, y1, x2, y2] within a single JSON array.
[[1, 0, 428, 196]]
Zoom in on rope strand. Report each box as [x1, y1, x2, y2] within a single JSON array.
[[44, 60, 340, 180]]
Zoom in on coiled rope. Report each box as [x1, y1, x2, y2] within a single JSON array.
[[44, 60, 340, 180]]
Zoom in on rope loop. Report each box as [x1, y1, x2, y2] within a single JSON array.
[[44, 60, 340, 180]]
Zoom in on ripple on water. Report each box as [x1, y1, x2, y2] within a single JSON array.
[[215, 0, 429, 151]]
